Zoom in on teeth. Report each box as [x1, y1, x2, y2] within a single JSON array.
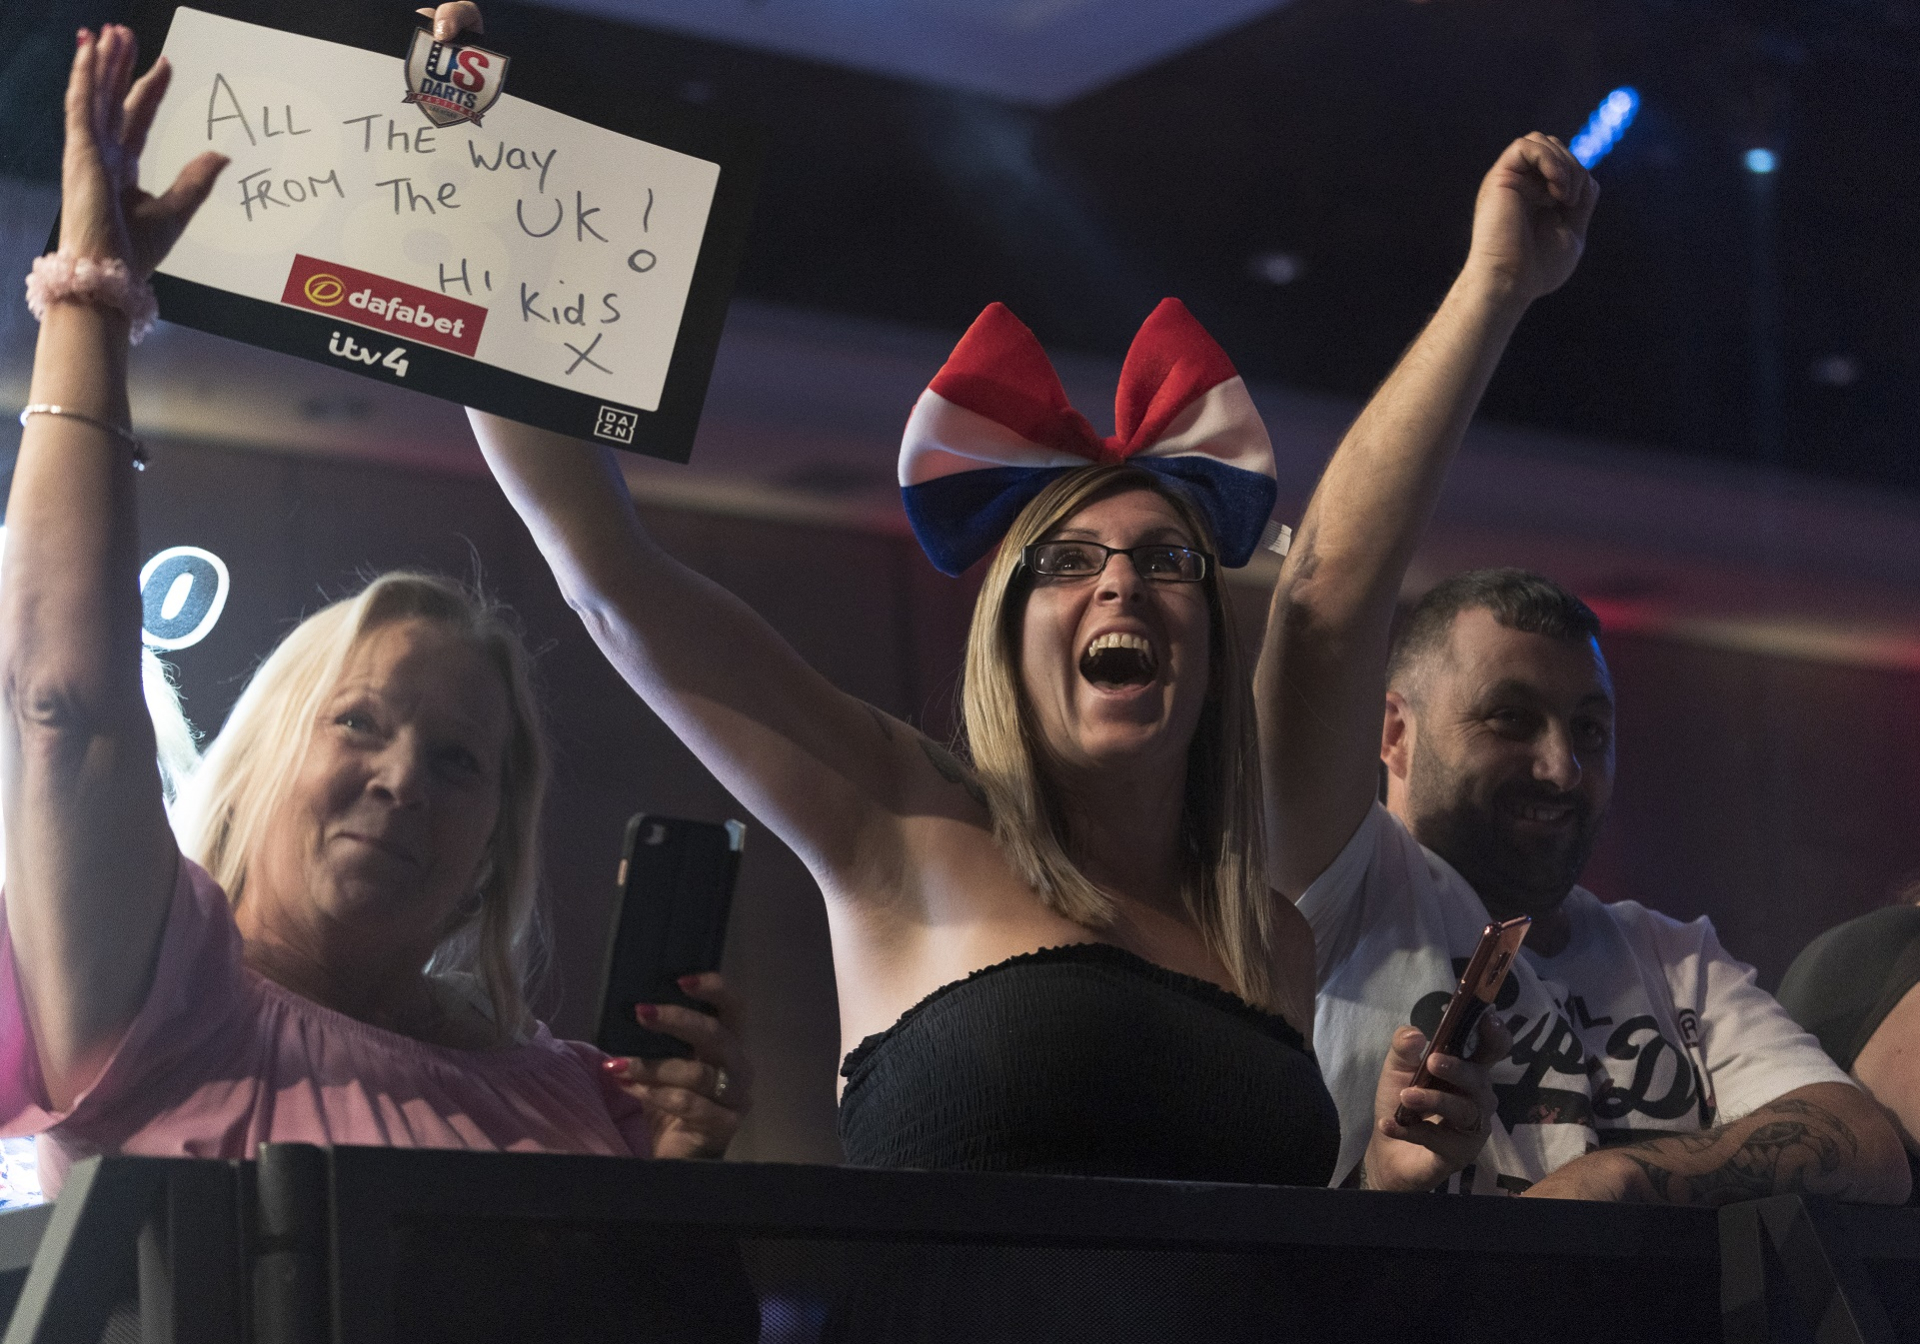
[[1079, 632, 1159, 687], [1513, 802, 1572, 822], [1084, 632, 1154, 663]]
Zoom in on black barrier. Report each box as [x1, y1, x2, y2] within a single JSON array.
[[0, 1148, 1910, 1343], [1, 1156, 240, 1344], [1721, 1195, 1920, 1344]]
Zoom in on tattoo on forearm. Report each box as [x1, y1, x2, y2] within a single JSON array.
[[1617, 1097, 1858, 1206], [918, 737, 990, 810]]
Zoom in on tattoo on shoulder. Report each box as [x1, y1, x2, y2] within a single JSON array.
[[918, 737, 989, 810], [1618, 1097, 1854, 1206], [866, 702, 990, 811]]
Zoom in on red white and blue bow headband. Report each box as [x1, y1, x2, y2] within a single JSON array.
[[899, 299, 1279, 577]]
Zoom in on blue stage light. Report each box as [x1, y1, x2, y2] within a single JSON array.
[[1744, 148, 1778, 175], [1570, 87, 1640, 168]]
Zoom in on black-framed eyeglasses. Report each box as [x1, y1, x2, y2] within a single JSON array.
[[1020, 540, 1212, 583]]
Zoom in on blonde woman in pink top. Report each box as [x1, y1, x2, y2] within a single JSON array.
[[0, 24, 749, 1196]]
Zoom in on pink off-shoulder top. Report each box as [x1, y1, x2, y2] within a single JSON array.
[[0, 859, 654, 1196]]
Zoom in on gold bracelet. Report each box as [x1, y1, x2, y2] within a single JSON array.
[[18, 404, 148, 469]]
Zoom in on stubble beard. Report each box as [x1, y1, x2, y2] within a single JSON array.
[[1403, 747, 1603, 921]]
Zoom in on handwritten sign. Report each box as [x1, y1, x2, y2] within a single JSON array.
[[136, 8, 761, 459]]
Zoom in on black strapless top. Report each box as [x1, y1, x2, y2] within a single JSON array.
[[837, 943, 1340, 1186]]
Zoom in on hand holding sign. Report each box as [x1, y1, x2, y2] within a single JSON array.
[[403, 14, 508, 128]]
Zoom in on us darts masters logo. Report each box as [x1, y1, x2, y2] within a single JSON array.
[[402, 28, 509, 129]]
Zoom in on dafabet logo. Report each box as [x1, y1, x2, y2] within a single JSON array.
[[280, 254, 487, 358], [302, 272, 347, 308]]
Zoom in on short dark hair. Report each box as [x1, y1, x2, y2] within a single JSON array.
[[1386, 568, 1602, 690]]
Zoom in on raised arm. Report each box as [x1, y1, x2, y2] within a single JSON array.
[[470, 413, 932, 896], [0, 28, 224, 1109], [1256, 135, 1597, 897]]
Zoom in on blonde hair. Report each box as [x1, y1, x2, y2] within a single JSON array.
[[960, 466, 1276, 1009], [143, 647, 201, 804], [171, 573, 549, 1035]]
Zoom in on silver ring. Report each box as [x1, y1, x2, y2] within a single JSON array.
[[713, 1067, 732, 1103]]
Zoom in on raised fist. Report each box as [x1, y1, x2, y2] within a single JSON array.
[[1463, 133, 1598, 304]]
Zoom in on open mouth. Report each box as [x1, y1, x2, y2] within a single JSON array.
[[1079, 632, 1158, 688]]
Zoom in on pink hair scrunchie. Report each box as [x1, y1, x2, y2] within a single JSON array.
[[25, 252, 159, 345]]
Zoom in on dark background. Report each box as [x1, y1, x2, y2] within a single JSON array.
[[7, 0, 1920, 490]]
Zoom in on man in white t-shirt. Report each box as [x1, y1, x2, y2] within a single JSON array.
[[1254, 134, 1909, 1203]]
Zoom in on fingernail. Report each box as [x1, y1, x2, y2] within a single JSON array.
[[600, 1056, 629, 1077], [436, 21, 452, 39], [677, 974, 702, 991], [634, 1004, 659, 1023]]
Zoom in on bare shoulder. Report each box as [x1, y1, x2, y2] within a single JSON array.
[[823, 703, 1000, 912], [828, 707, 1088, 1033]]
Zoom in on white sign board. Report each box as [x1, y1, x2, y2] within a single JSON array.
[[137, 8, 760, 457]]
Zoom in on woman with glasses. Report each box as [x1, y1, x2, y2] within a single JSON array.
[[425, 4, 1495, 1195], [474, 375, 1503, 1191]]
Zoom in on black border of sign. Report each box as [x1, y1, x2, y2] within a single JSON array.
[[121, 1, 765, 463]]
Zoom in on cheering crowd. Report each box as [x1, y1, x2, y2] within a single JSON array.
[[2, 0, 1914, 1230]]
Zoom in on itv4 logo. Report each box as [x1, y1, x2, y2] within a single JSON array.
[[327, 330, 410, 378]]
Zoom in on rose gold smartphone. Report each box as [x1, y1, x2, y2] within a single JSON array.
[[1392, 914, 1531, 1128]]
